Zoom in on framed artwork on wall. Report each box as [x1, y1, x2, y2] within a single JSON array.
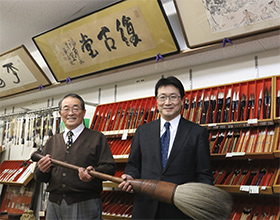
[[174, 0, 280, 48], [0, 45, 51, 98], [33, 0, 180, 82]]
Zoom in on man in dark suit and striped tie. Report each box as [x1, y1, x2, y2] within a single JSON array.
[[119, 76, 214, 219]]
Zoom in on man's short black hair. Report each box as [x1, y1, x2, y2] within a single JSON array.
[[155, 76, 185, 99], [58, 93, 85, 110]]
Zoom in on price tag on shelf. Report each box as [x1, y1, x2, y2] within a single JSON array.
[[249, 186, 259, 194], [122, 130, 128, 140], [208, 123, 217, 127], [248, 119, 258, 124], [240, 185, 250, 192], [226, 152, 245, 157]]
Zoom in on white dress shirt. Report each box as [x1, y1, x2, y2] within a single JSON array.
[[160, 114, 180, 157], [64, 123, 85, 144]]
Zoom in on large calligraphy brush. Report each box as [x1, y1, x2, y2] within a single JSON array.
[[31, 151, 232, 220]]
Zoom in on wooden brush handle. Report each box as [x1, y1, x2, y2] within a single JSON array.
[[31, 151, 123, 183], [31, 151, 176, 204]]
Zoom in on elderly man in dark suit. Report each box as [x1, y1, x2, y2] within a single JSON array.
[[119, 76, 214, 219]]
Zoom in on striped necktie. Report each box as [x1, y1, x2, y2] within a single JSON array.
[[161, 122, 170, 169]]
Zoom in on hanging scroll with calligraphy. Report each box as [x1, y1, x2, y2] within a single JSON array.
[[0, 45, 50, 98], [32, 0, 179, 82]]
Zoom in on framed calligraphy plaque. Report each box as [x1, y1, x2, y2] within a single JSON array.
[[0, 45, 51, 98], [32, 0, 179, 82], [174, 0, 280, 48]]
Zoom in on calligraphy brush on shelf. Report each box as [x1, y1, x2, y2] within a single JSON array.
[[216, 92, 224, 123], [251, 93, 255, 119], [200, 95, 209, 124], [267, 87, 271, 119], [189, 96, 197, 122], [223, 89, 231, 122], [231, 91, 236, 122], [263, 88, 268, 119], [31, 152, 232, 220], [257, 90, 262, 119], [239, 94, 246, 121], [234, 91, 239, 122], [183, 97, 189, 119], [246, 94, 253, 120], [209, 94, 216, 124], [277, 90, 280, 117], [195, 93, 203, 124]]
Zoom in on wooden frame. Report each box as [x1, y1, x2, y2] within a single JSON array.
[[0, 45, 50, 98], [174, 0, 280, 48], [32, 0, 179, 82]]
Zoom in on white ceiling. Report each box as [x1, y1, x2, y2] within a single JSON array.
[[0, 0, 279, 108]]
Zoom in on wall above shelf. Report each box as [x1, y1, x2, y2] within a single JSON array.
[[0, 29, 279, 109]]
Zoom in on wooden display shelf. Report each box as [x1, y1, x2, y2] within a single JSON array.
[[211, 152, 275, 160], [274, 151, 280, 158], [273, 168, 280, 194], [114, 155, 129, 163], [217, 185, 274, 195], [103, 129, 136, 137], [204, 119, 275, 130], [0, 160, 34, 186], [102, 214, 131, 219]]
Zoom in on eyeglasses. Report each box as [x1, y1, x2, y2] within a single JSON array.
[[157, 94, 181, 102], [61, 107, 82, 113]]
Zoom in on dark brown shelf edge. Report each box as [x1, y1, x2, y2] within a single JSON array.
[[102, 214, 131, 219], [216, 185, 274, 195], [211, 152, 275, 160]]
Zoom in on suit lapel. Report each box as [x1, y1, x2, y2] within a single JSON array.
[[148, 120, 163, 171], [165, 118, 192, 170]]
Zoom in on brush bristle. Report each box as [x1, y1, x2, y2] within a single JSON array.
[[174, 182, 232, 220]]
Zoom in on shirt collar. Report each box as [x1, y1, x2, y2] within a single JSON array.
[[160, 114, 181, 132], [64, 123, 85, 137]]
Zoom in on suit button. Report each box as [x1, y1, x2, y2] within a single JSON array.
[[62, 184, 66, 188], [62, 194, 66, 198], [62, 173, 66, 177]]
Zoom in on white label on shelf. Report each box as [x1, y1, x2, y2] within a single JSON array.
[[248, 119, 258, 124], [226, 152, 245, 157], [122, 130, 128, 140], [261, 186, 267, 190], [208, 123, 217, 127], [240, 185, 250, 192], [249, 186, 259, 194]]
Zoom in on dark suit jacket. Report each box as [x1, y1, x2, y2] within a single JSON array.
[[125, 117, 214, 219]]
